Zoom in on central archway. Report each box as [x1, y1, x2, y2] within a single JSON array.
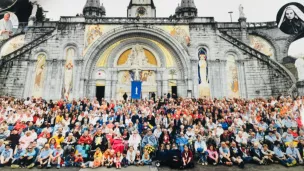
[[81, 25, 191, 99]]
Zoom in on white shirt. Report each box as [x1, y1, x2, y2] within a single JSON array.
[[0, 19, 13, 40], [24, 100, 32, 106]]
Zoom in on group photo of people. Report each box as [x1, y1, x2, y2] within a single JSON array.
[[0, 95, 303, 169]]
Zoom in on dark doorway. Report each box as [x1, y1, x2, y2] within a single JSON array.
[[171, 86, 177, 98], [96, 86, 105, 102]]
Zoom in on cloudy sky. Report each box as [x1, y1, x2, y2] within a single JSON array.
[[39, 0, 304, 22]]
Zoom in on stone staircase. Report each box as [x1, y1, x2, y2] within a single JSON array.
[[0, 27, 56, 96], [0, 27, 56, 66], [217, 31, 297, 94], [0, 59, 29, 96]]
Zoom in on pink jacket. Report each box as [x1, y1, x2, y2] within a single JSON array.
[[207, 150, 218, 160]]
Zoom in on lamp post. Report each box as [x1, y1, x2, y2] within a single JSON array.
[[228, 11, 233, 22]]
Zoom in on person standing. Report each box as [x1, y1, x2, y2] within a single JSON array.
[[151, 92, 156, 102], [0, 13, 13, 40], [123, 93, 128, 102]]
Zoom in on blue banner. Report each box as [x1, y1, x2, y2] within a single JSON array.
[[131, 81, 142, 99]]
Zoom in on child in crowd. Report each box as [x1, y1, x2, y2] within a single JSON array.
[[74, 153, 84, 167], [107, 150, 115, 168], [114, 152, 123, 169], [64, 152, 75, 167], [92, 147, 102, 168], [102, 149, 110, 166], [121, 152, 128, 167], [135, 151, 142, 166], [142, 150, 152, 165]]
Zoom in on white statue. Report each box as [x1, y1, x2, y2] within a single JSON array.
[[134, 68, 140, 81], [30, 0, 38, 18], [239, 4, 245, 18], [122, 44, 153, 68], [28, 0, 39, 26], [295, 57, 304, 81]]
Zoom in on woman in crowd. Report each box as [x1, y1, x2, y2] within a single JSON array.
[[207, 144, 219, 165], [219, 142, 233, 166], [181, 145, 193, 169], [126, 146, 136, 165]]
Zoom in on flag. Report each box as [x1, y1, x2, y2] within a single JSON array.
[[131, 81, 142, 99]]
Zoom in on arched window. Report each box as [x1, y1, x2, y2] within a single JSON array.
[[33, 53, 47, 98], [226, 54, 239, 98], [198, 48, 211, 98], [63, 47, 76, 100]]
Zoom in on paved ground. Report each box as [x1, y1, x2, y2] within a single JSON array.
[[81, 166, 152, 171], [1, 164, 303, 171], [0, 168, 79, 171], [158, 164, 304, 171]]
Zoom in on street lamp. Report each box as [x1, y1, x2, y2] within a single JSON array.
[[228, 11, 233, 22]]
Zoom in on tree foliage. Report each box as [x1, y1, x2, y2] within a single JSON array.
[[1, 0, 46, 22]]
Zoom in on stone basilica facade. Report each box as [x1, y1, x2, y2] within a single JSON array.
[[0, 0, 301, 101]]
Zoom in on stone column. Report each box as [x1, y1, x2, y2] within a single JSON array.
[[111, 80, 118, 100], [79, 78, 86, 98], [156, 70, 163, 98], [191, 59, 199, 98], [220, 60, 226, 98], [23, 60, 36, 98], [74, 60, 83, 99], [79, 60, 86, 98], [187, 78, 193, 97], [86, 79, 96, 99], [105, 80, 112, 101], [55, 60, 65, 100], [236, 60, 246, 98], [44, 60, 53, 100], [177, 79, 185, 98], [238, 17, 249, 44], [162, 80, 169, 96]]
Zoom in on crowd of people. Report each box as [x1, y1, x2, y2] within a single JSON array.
[[0, 95, 304, 169]]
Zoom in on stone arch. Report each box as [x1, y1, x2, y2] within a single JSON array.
[[34, 51, 48, 60], [195, 44, 210, 56], [224, 49, 242, 60], [62, 42, 80, 60], [31, 52, 48, 98], [82, 26, 190, 82], [31, 48, 49, 60], [249, 31, 280, 55], [62, 47, 77, 100], [108, 38, 166, 68], [225, 53, 240, 98], [87, 33, 186, 81], [197, 47, 209, 63], [248, 31, 279, 60]]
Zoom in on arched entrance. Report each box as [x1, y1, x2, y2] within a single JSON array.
[[81, 25, 191, 100]]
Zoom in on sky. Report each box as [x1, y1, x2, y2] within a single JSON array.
[[39, 0, 304, 22]]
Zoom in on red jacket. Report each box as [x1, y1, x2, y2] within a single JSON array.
[[182, 150, 193, 161], [78, 135, 92, 144]]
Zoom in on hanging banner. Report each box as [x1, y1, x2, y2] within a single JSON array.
[[131, 81, 142, 99]]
